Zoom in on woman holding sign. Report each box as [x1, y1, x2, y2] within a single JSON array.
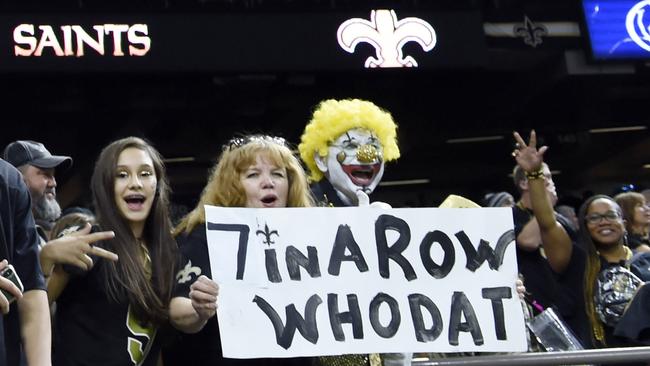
[[165, 135, 314, 366], [513, 130, 650, 351], [50, 137, 178, 366]]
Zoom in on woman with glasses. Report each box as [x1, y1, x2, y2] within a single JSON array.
[[164, 134, 313, 366], [614, 192, 650, 253], [512, 131, 650, 350]]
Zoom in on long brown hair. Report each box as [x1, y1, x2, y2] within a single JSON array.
[[578, 194, 623, 347], [175, 136, 314, 235], [614, 191, 646, 235], [91, 136, 176, 326]]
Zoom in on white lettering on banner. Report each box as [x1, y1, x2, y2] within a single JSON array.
[[337, 9, 436, 68], [13, 23, 151, 57], [626, 0, 650, 52], [204, 206, 526, 358]]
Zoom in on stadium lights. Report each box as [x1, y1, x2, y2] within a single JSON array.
[[588, 126, 647, 133], [446, 135, 504, 144], [163, 157, 195, 163], [379, 179, 430, 187]]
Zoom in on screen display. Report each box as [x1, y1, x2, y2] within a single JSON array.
[[582, 0, 650, 60]]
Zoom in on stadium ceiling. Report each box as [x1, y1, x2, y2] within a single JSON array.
[[1, 0, 648, 209]]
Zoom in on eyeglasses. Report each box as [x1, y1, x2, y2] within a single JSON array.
[[223, 135, 287, 151], [585, 211, 621, 225]]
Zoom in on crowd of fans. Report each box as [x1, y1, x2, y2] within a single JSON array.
[[0, 126, 648, 366]]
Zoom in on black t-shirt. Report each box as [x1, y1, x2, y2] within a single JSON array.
[[628, 233, 650, 252], [512, 205, 589, 346], [53, 257, 160, 366], [310, 180, 349, 207], [0, 159, 45, 366], [162, 225, 311, 366]]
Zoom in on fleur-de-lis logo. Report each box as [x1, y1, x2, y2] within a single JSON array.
[[626, 0, 650, 52], [256, 223, 279, 246], [337, 9, 437, 68], [176, 260, 201, 284], [513, 15, 547, 48]]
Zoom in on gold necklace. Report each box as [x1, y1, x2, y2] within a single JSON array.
[[622, 245, 633, 262], [137, 239, 152, 279]]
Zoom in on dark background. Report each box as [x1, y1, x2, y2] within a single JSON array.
[[0, 0, 648, 212]]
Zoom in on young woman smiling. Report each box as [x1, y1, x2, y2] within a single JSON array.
[[51, 137, 177, 366]]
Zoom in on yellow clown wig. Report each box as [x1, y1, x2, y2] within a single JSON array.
[[299, 98, 400, 182]]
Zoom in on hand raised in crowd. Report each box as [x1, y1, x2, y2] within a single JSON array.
[[0, 260, 23, 314], [189, 275, 219, 321], [40, 223, 118, 275], [512, 130, 548, 172]]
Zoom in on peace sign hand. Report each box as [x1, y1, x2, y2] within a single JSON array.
[[512, 130, 548, 173], [41, 223, 118, 274]]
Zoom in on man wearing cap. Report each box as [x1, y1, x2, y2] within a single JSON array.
[[3, 140, 117, 299], [3, 140, 72, 243]]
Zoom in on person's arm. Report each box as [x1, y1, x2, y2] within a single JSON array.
[[18, 289, 51, 366], [513, 131, 573, 273], [8, 168, 51, 365], [169, 297, 207, 334], [40, 223, 117, 277], [633, 244, 650, 253], [40, 224, 117, 304], [46, 265, 70, 304], [169, 275, 218, 334]]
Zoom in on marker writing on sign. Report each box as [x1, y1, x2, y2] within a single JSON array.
[[208, 213, 516, 349], [209, 214, 514, 283]]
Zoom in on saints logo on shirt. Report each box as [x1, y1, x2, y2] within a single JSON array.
[[176, 260, 201, 284]]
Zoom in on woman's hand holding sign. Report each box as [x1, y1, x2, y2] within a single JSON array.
[[190, 275, 219, 321], [170, 275, 220, 334]]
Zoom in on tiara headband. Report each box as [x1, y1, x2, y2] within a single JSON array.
[[223, 135, 287, 151]]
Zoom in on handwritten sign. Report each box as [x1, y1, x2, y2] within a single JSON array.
[[205, 206, 526, 358]]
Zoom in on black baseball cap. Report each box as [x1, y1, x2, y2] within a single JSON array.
[[3, 140, 72, 170]]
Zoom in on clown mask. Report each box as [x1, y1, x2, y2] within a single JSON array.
[[315, 128, 385, 204]]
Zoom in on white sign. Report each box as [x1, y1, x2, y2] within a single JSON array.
[[205, 206, 526, 358]]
